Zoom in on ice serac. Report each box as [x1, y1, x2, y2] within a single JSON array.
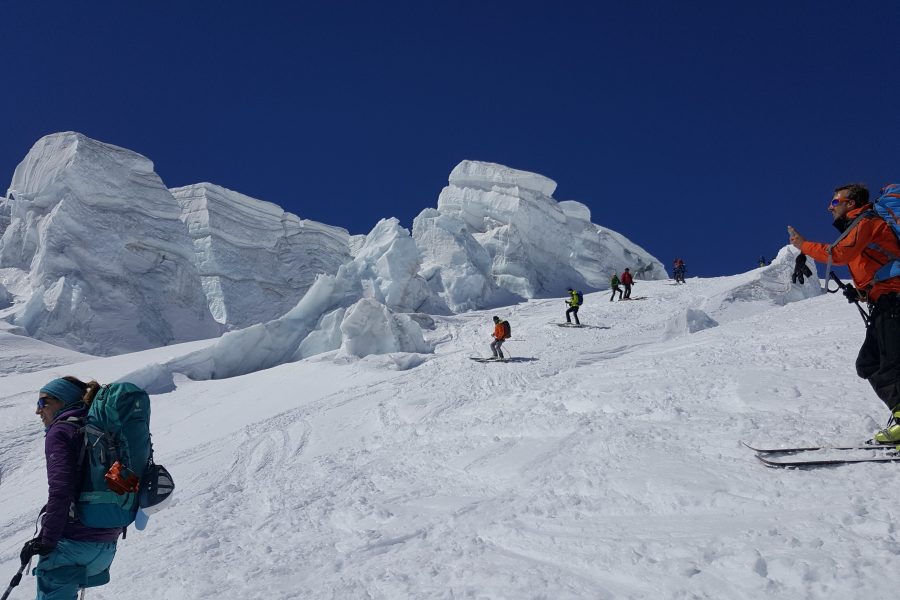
[[128, 218, 435, 384], [0, 196, 10, 234], [413, 160, 666, 310], [0, 132, 222, 354], [171, 183, 351, 328]]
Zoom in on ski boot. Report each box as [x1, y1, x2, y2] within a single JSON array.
[[872, 410, 900, 444]]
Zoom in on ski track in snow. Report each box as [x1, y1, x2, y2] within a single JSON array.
[[3, 276, 900, 599]]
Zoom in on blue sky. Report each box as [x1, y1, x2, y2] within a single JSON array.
[[2, 2, 898, 277]]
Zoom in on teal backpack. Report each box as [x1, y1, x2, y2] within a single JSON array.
[[75, 382, 153, 528]]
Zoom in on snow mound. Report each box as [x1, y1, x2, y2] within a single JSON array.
[[171, 183, 350, 327], [413, 160, 667, 310], [701, 245, 823, 323], [665, 307, 719, 338], [0, 132, 222, 354]]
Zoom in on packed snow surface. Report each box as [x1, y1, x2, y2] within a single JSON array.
[[5, 251, 899, 599]]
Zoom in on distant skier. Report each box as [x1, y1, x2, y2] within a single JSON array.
[[565, 288, 582, 324], [490, 316, 511, 360], [673, 258, 686, 284], [791, 253, 813, 284], [758, 255, 768, 267], [620, 268, 634, 299], [788, 183, 900, 443], [609, 273, 623, 301]]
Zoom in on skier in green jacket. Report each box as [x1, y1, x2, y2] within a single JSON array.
[[610, 273, 623, 302]]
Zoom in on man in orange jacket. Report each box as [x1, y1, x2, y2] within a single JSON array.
[[789, 183, 900, 442], [490, 316, 510, 360]]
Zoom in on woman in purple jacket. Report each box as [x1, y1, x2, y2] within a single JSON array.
[[19, 377, 122, 600]]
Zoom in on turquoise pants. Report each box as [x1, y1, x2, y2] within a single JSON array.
[[33, 539, 117, 600]]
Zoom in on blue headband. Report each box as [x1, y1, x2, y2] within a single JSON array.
[[40, 378, 84, 408]]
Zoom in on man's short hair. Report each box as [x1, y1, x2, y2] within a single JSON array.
[[835, 183, 869, 205]]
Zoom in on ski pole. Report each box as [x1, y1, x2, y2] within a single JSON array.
[[827, 271, 870, 326], [1, 560, 28, 600]]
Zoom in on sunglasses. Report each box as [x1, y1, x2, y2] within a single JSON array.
[[37, 396, 53, 409], [830, 197, 850, 207]]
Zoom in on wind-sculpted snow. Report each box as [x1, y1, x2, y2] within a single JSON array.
[[124, 219, 434, 385], [171, 183, 350, 327], [0, 132, 222, 354], [413, 160, 667, 310]]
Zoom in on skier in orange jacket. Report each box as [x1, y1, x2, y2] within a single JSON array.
[[789, 183, 900, 442], [490, 316, 511, 360]]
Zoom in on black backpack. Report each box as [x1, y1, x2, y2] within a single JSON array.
[[502, 321, 511, 339]]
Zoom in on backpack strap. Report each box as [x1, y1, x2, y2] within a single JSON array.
[[825, 210, 875, 288]]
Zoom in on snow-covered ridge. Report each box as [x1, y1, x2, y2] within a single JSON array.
[[0, 135, 669, 361]]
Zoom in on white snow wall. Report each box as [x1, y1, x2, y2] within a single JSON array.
[[0, 133, 352, 355], [0, 132, 222, 354], [0, 135, 669, 359], [171, 183, 351, 328], [413, 160, 667, 311]]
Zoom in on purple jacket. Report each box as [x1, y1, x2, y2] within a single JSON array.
[[41, 406, 122, 548]]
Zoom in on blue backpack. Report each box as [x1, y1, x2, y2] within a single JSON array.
[[870, 184, 900, 283], [75, 382, 153, 528], [576, 291, 584, 305]]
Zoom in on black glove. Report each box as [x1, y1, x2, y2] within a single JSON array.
[[20, 538, 53, 563], [843, 285, 862, 303]]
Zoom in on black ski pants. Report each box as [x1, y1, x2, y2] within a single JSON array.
[[856, 293, 900, 412], [610, 286, 622, 301], [623, 284, 632, 299], [566, 305, 580, 324]]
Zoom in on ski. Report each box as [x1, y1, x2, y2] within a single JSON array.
[[469, 357, 507, 363], [757, 453, 900, 468], [741, 440, 894, 454]]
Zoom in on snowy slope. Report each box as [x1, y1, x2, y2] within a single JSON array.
[[4, 256, 899, 600]]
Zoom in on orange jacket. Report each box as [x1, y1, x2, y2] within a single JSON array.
[[493, 322, 508, 339], [801, 204, 900, 301]]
